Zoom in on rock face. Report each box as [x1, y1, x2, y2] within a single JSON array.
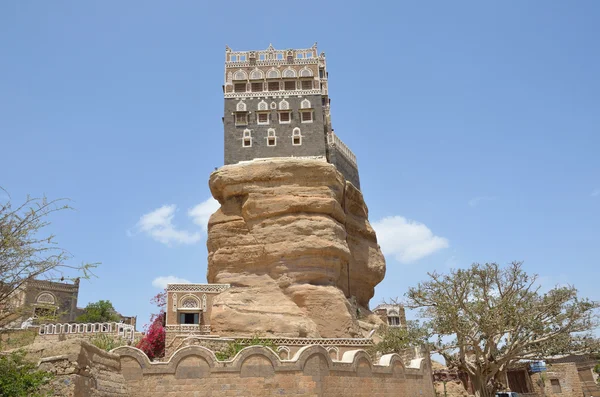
[[207, 158, 385, 338]]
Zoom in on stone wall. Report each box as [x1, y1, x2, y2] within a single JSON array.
[[328, 143, 360, 189], [24, 339, 128, 396], [113, 345, 436, 397], [530, 363, 584, 397], [224, 94, 327, 165]]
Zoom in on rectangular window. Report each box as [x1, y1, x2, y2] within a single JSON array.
[[301, 80, 312, 90], [257, 113, 269, 124], [251, 82, 263, 92], [267, 137, 276, 146], [301, 111, 313, 123], [33, 307, 56, 319], [243, 137, 251, 147], [179, 313, 199, 325], [234, 83, 246, 92], [293, 136, 301, 145], [268, 82, 280, 91], [279, 112, 290, 123], [388, 317, 400, 326], [284, 81, 296, 91], [235, 113, 248, 125], [551, 379, 562, 394]]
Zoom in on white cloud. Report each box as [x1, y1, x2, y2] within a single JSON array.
[[188, 197, 220, 232], [131, 197, 220, 246], [135, 204, 202, 245], [372, 216, 449, 264], [468, 196, 495, 207], [152, 275, 191, 289], [591, 188, 600, 197]]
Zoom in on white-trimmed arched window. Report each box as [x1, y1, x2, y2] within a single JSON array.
[[267, 68, 280, 79], [279, 99, 289, 110], [258, 100, 268, 111], [292, 128, 302, 146], [267, 128, 276, 147], [282, 68, 296, 78], [236, 101, 247, 112], [299, 67, 313, 77], [233, 70, 248, 80], [178, 295, 201, 325], [250, 69, 264, 80], [243, 129, 252, 147], [36, 292, 56, 305], [180, 296, 200, 309], [301, 99, 311, 109]]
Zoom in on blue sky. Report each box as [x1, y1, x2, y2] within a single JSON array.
[[1, 1, 599, 329]]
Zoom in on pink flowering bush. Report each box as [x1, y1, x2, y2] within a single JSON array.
[[136, 291, 166, 360]]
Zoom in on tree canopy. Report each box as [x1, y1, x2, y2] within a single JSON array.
[[75, 300, 121, 323], [0, 190, 97, 327], [406, 262, 599, 397]]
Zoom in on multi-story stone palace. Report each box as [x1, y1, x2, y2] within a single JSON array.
[[223, 43, 360, 188]]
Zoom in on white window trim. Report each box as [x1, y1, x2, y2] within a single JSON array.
[[234, 112, 248, 126], [292, 128, 302, 146], [242, 128, 252, 147], [301, 110, 313, 123], [267, 136, 277, 146], [257, 112, 270, 125], [278, 111, 291, 124]]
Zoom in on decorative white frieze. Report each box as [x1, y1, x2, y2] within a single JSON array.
[[166, 284, 230, 293]]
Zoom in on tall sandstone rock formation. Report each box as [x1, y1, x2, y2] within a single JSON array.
[[206, 158, 385, 338]]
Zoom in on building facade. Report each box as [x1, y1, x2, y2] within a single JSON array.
[[373, 304, 407, 328], [4, 278, 136, 330], [223, 44, 360, 188], [164, 283, 230, 356]]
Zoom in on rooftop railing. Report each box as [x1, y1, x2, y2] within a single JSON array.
[[327, 132, 357, 167], [37, 322, 135, 340]]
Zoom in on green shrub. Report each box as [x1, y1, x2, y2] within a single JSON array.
[[215, 335, 277, 361], [0, 350, 53, 397], [88, 334, 130, 352]]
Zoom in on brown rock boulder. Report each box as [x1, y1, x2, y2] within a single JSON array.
[[207, 158, 386, 338]]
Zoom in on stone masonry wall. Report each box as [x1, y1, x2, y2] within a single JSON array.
[[328, 146, 360, 189], [530, 363, 583, 397], [113, 344, 436, 397], [224, 95, 327, 165], [24, 339, 128, 397]]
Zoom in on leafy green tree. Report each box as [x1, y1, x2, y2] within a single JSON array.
[[75, 300, 121, 323], [0, 350, 53, 396], [0, 189, 97, 327], [371, 320, 428, 356], [406, 262, 599, 397]]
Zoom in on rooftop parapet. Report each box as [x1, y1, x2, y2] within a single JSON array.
[[225, 43, 324, 67], [327, 131, 357, 167]]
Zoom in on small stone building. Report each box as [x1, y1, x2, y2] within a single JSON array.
[[164, 283, 230, 356], [11, 278, 82, 324], [373, 304, 407, 327], [5, 278, 136, 329]]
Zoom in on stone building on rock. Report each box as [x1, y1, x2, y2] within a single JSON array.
[[222, 43, 360, 188]]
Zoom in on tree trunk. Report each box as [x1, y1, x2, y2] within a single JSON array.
[[471, 374, 494, 397]]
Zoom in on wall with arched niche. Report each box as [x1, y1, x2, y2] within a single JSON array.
[[111, 345, 435, 397]]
